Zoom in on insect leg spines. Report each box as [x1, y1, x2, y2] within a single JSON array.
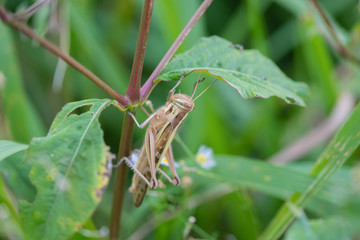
[[113, 155, 152, 188]]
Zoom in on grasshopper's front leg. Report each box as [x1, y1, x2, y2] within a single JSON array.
[[126, 111, 155, 129]]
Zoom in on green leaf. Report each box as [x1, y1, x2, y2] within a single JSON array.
[[20, 99, 115, 240], [70, 2, 128, 93], [157, 36, 309, 106], [285, 217, 351, 240], [0, 152, 35, 202], [191, 155, 351, 206], [0, 176, 24, 239], [0, 140, 28, 162], [0, 22, 45, 142], [261, 102, 360, 240]]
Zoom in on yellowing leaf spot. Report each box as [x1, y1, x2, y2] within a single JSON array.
[[94, 155, 111, 202], [34, 211, 41, 219], [253, 166, 260, 171], [264, 175, 271, 182], [357, 132, 360, 137], [50, 168, 58, 175], [74, 222, 82, 231], [58, 218, 65, 228]]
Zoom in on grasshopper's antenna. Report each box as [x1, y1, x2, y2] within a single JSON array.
[[191, 72, 203, 99], [194, 79, 217, 101]]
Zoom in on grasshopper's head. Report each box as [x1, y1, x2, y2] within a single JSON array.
[[172, 94, 195, 112]]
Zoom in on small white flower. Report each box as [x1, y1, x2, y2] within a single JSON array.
[[129, 151, 140, 167], [160, 156, 179, 168], [196, 145, 216, 170]]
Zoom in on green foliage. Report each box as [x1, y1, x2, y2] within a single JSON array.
[[159, 36, 308, 106], [0, 0, 359, 239], [262, 102, 360, 240], [191, 155, 352, 206], [0, 22, 45, 142], [0, 140, 27, 162], [0, 176, 23, 239], [20, 99, 114, 240], [285, 217, 351, 240]]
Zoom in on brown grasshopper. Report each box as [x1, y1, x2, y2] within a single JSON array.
[[116, 74, 215, 207]]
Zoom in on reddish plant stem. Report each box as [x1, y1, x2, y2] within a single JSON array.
[[310, 0, 360, 65], [109, 113, 135, 240], [110, 0, 154, 238], [0, 6, 129, 108], [126, 0, 154, 102], [141, 0, 214, 101], [310, 0, 349, 57]]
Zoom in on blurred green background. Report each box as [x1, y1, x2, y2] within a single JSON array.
[[0, 0, 360, 239]]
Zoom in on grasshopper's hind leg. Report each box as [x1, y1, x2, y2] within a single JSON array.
[[145, 129, 158, 189], [113, 155, 152, 188], [164, 145, 180, 185], [157, 168, 174, 184]]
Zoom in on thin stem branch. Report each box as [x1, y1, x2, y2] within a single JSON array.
[[109, 112, 135, 240], [140, 0, 214, 101], [310, 0, 360, 65], [0, 6, 129, 108], [126, 0, 154, 102]]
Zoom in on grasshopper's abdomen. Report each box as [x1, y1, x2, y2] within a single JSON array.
[[129, 147, 152, 207]]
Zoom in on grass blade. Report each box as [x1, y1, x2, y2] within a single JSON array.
[[261, 102, 360, 239]]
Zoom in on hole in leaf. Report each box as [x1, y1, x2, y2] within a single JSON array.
[[68, 105, 91, 116]]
